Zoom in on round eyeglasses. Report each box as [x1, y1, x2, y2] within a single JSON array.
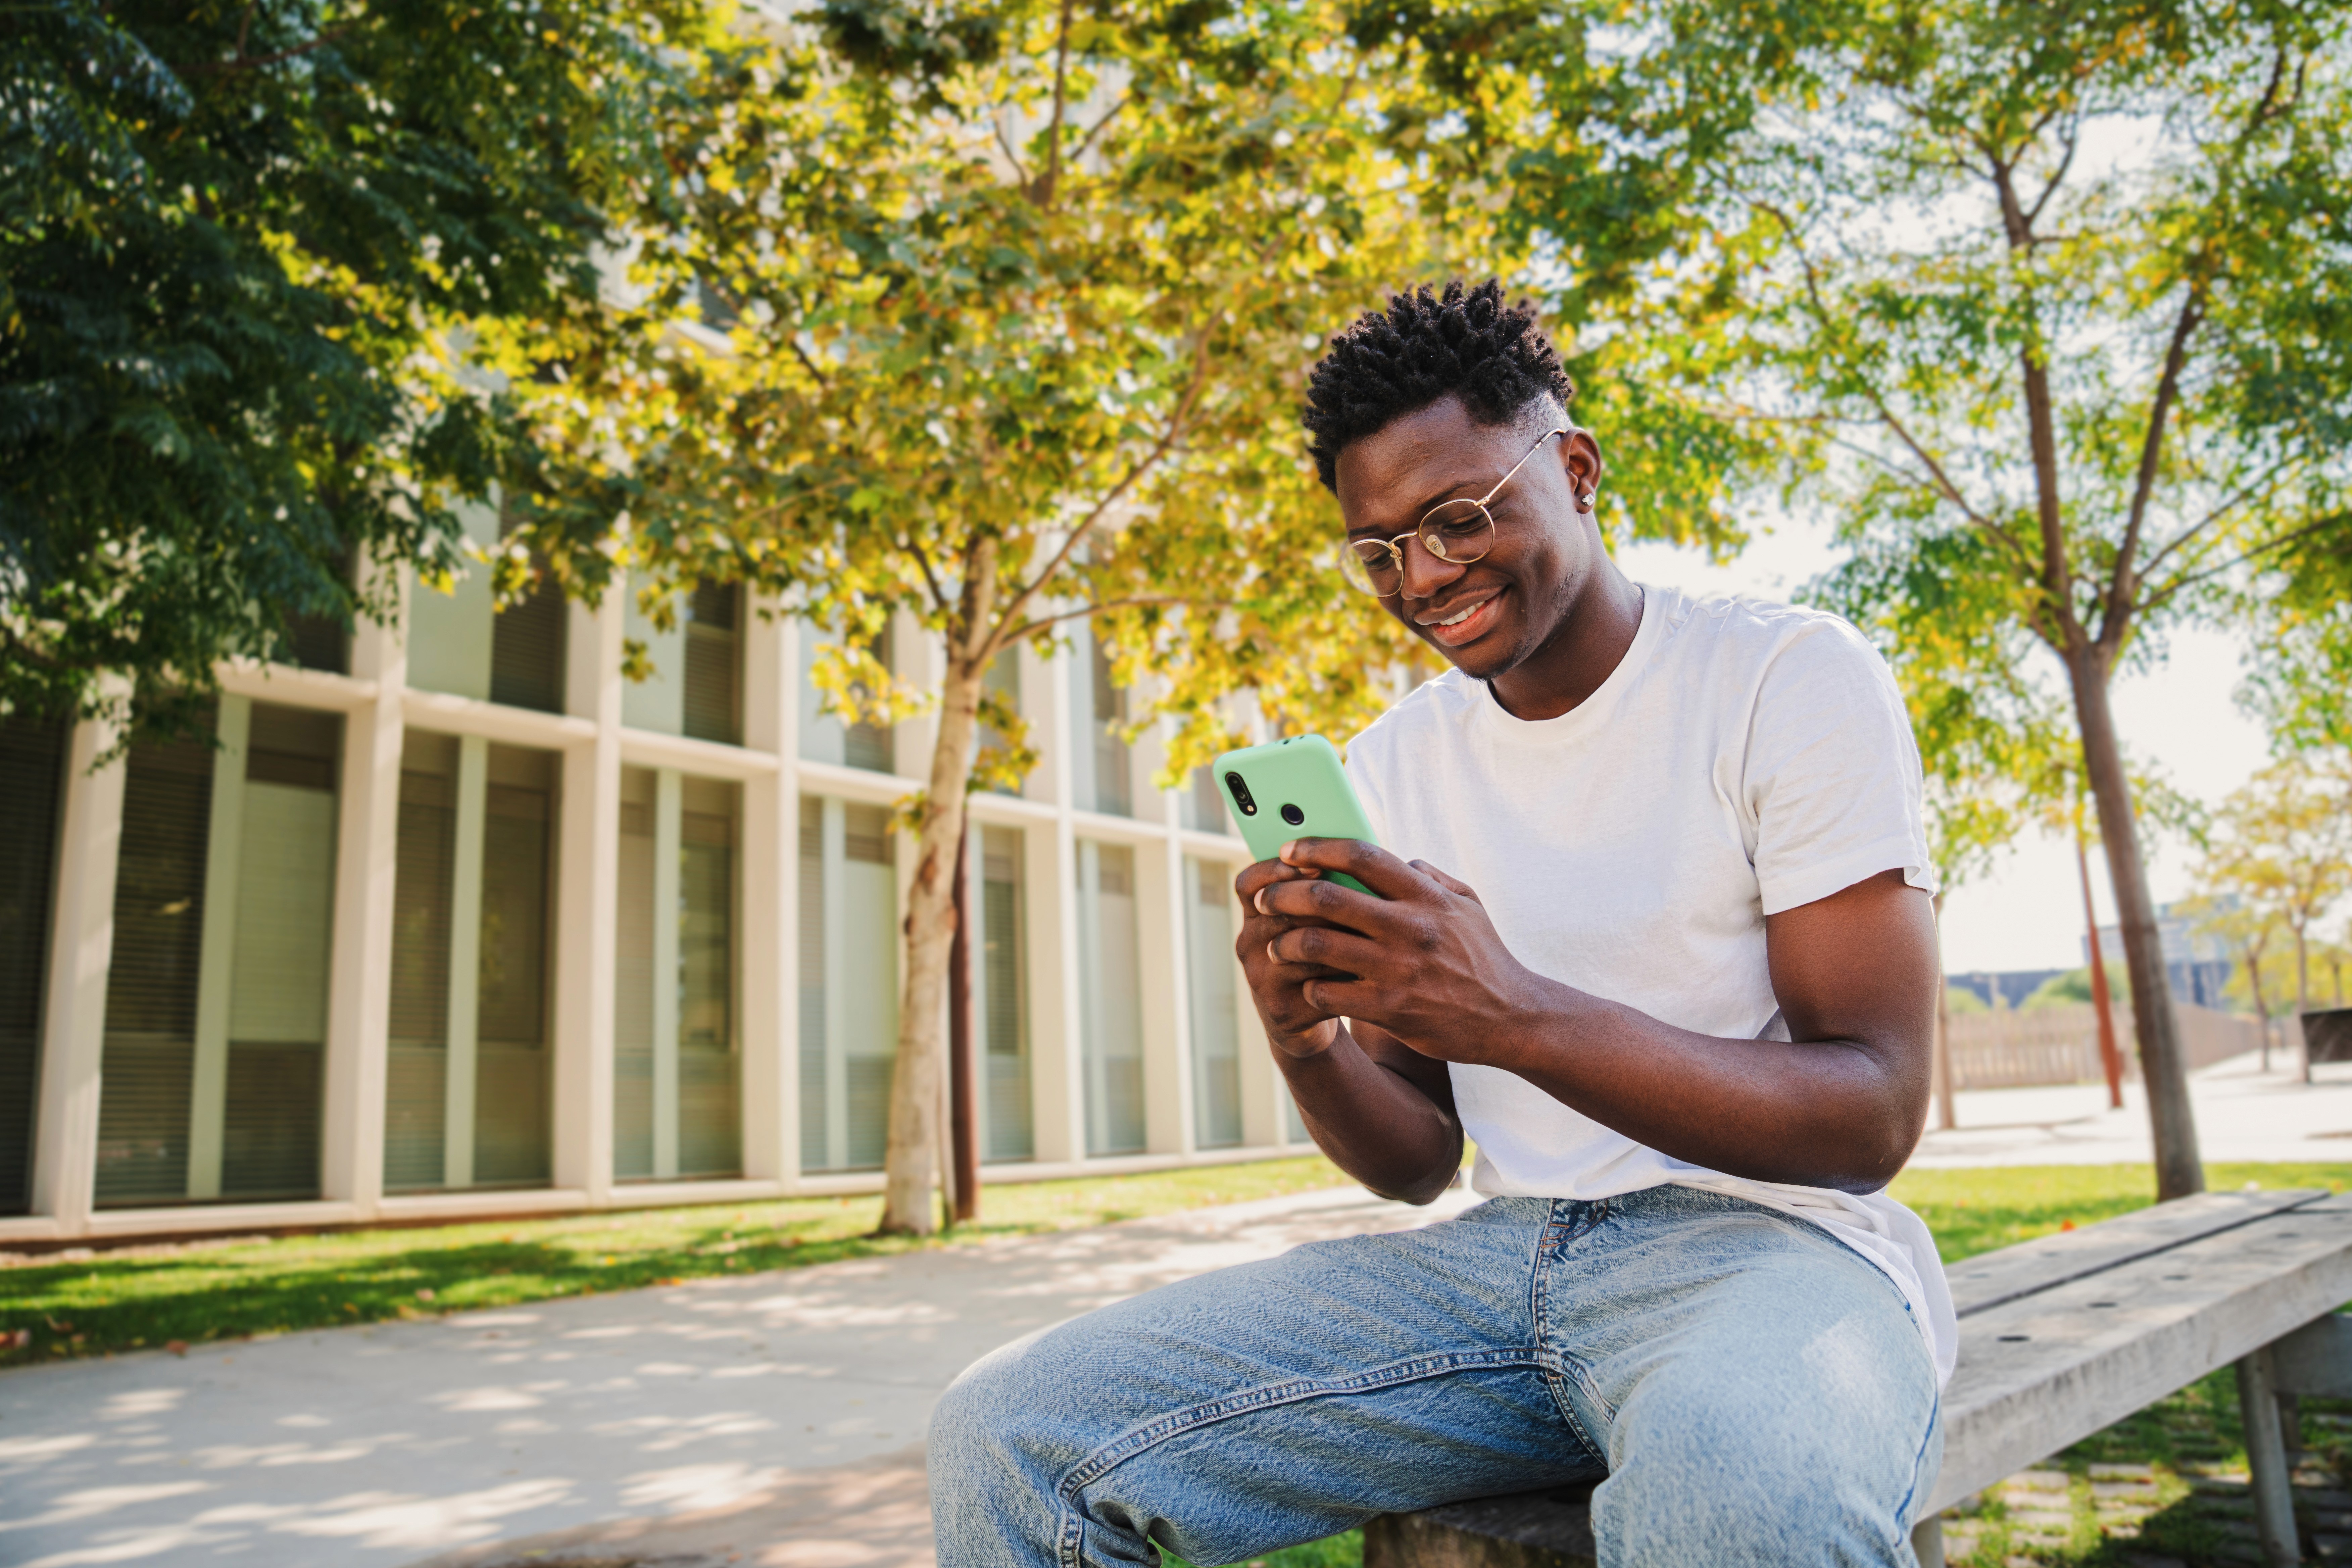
[[1338, 426, 1572, 598]]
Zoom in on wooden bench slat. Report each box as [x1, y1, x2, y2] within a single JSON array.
[[1932, 1191, 2352, 1510], [1943, 1187, 2327, 1318]]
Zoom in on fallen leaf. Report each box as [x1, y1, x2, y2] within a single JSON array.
[[166, 1340, 189, 1357]]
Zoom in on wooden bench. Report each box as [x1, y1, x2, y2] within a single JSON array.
[[1363, 1188, 2352, 1568]]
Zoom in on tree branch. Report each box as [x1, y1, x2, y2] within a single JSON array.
[[2101, 286, 2204, 654], [1073, 90, 1130, 162], [997, 594, 1215, 646], [179, 23, 355, 76], [905, 533, 951, 617], [2134, 511, 2349, 621], [996, 327, 1217, 631], [2130, 456, 2299, 587], [991, 113, 1031, 187], [1038, 0, 1075, 208]]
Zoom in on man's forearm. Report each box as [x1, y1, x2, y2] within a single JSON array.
[[1474, 983, 1924, 1193], [1278, 1028, 1462, 1205]]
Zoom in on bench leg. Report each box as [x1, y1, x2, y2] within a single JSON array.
[[2239, 1345, 2301, 1568]]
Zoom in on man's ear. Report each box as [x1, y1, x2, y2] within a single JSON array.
[[1564, 429, 1604, 511]]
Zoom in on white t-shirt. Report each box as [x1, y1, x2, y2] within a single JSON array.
[[1345, 584, 1957, 1385]]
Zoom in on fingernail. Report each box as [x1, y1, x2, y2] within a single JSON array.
[[1278, 840, 1299, 861], [1254, 889, 1268, 915], [1266, 940, 1280, 964]]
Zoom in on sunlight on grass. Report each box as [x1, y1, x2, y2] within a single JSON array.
[[0, 1154, 1353, 1365]]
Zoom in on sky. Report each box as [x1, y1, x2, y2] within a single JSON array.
[[1611, 517, 2276, 978]]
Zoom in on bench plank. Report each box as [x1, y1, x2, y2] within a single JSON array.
[[1943, 1188, 2326, 1317], [1932, 1191, 2352, 1510]]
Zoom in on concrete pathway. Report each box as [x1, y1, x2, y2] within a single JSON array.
[[0, 1185, 1478, 1568], [1909, 1052, 2352, 1169]]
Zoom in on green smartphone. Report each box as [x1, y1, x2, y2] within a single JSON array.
[[1212, 734, 1383, 896]]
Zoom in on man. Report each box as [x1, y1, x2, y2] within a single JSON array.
[[930, 280, 1951, 1567]]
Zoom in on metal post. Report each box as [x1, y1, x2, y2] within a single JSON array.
[[948, 827, 978, 1224], [1910, 1513, 1944, 1568], [2239, 1345, 2300, 1568]]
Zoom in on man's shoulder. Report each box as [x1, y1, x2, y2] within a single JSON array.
[[1345, 667, 1481, 764], [1647, 585, 1880, 674]]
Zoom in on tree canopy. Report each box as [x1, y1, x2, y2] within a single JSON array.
[[1, 0, 690, 732]]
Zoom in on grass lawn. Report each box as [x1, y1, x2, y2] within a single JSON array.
[[8, 1159, 2350, 1568], [0, 1154, 1358, 1366]]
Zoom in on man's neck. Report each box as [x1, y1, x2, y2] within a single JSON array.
[[1486, 559, 1646, 723]]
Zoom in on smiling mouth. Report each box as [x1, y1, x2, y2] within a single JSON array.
[[1417, 591, 1501, 647]]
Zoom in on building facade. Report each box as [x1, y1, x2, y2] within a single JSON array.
[[0, 537, 1310, 1244]]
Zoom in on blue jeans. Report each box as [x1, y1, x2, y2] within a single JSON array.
[[929, 1186, 1941, 1568]]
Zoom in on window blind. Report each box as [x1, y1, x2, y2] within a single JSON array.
[[981, 827, 1032, 1162], [95, 731, 212, 1206], [682, 581, 742, 744], [0, 716, 65, 1214]]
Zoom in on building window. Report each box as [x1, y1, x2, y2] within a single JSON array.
[[95, 700, 340, 1207], [1183, 767, 1228, 834], [1071, 628, 1131, 817], [798, 622, 896, 775], [0, 716, 67, 1215], [1185, 856, 1242, 1149], [798, 795, 898, 1172], [384, 734, 557, 1192], [682, 580, 742, 744], [615, 768, 742, 1181], [845, 624, 894, 774], [490, 555, 568, 714], [1076, 839, 1144, 1155], [978, 826, 1032, 1161]]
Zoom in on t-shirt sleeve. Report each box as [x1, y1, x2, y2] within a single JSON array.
[[1744, 619, 1938, 916]]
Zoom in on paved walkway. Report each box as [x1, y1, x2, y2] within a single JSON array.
[[1910, 1052, 2352, 1168], [0, 1185, 1478, 1568], [7, 1052, 2347, 1568]]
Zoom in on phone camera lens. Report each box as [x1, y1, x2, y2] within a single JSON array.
[[1225, 772, 1258, 816], [1280, 803, 1305, 827]]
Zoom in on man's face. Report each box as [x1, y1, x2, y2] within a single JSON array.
[[1331, 395, 1604, 683]]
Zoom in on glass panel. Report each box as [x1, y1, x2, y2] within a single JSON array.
[[979, 646, 1025, 796], [96, 728, 211, 1206], [1087, 638, 1130, 817], [979, 827, 1031, 1161], [1184, 767, 1229, 834], [798, 797, 826, 1171], [842, 804, 896, 1169], [1077, 841, 1144, 1155], [476, 745, 554, 1186], [489, 559, 568, 713], [678, 775, 740, 1177], [844, 625, 895, 773], [385, 732, 455, 1191], [613, 767, 656, 1180], [683, 581, 742, 744], [1186, 857, 1242, 1148], [223, 702, 340, 1200], [0, 716, 65, 1214]]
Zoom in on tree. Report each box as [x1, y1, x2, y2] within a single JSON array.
[[496, 0, 1467, 1233], [2200, 755, 2352, 1075], [2184, 893, 2293, 1071], [1711, 0, 2352, 1199], [1, 0, 689, 733]]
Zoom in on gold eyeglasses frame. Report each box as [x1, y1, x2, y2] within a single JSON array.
[[1339, 425, 1578, 599]]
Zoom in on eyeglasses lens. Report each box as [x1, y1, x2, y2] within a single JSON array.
[[1418, 500, 1492, 563]]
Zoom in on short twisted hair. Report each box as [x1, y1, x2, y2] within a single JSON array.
[[1302, 279, 1574, 491]]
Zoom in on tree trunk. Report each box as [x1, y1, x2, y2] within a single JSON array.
[[2064, 645, 2204, 1199], [877, 654, 986, 1235], [2248, 937, 2272, 1072], [2296, 925, 2313, 1084], [2076, 831, 2125, 1111]]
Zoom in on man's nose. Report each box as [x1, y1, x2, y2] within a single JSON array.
[[1398, 533, 1466, 601]]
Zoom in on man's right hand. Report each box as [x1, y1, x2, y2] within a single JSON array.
[[1233, 857, 1346, 1058]]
